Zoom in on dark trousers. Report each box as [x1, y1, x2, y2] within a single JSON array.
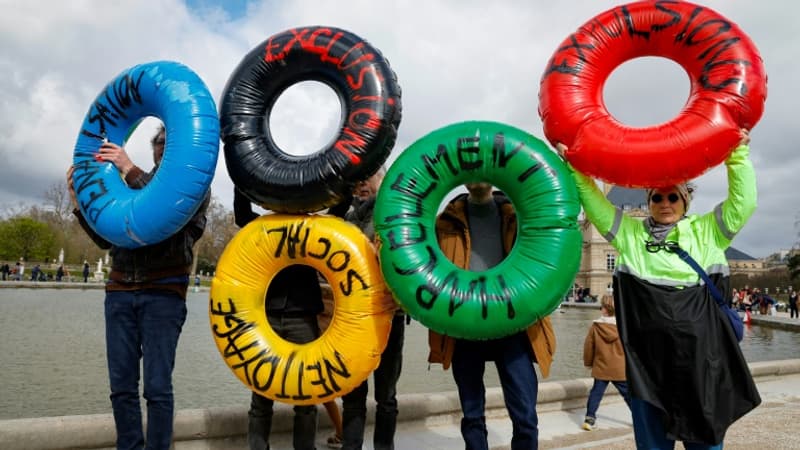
[[790, 303, 798, 318], [584, 379, 631, 419], [631, 397, 722, 450], [104, 290, 187, 450], [248, 315, 320, 450], [452, 332, 539, 450], [341, 314, 405, 450]]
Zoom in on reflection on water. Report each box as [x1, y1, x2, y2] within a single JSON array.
[[1, 290, 798, 420]]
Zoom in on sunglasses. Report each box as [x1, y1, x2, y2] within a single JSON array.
[[650, 193, 680, 204], [645, 240, 680, 254]]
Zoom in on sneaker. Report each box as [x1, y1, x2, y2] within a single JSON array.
[[582, 416, 596, 431], [326, 433, 343, 449]]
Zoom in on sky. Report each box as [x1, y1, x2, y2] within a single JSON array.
[[0, 0, 797, 258]]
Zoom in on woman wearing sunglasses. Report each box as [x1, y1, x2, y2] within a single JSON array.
[[556, 129, 760, 449]]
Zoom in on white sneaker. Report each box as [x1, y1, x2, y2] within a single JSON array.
[[326, 434, 343, 449]]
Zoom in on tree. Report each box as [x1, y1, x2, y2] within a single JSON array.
[[0, 217, 56, 262], [43, 181, 73, 230], [194, 195, 238, 275], [39, 180, 110, 265], [788, 253, 800, 281]]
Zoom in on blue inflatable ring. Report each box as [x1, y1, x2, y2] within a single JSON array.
[[72, 61, 219, 248]]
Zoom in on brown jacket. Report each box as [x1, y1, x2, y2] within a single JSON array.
[[426, 192, 557, 378], [583, 316, 626, 381]]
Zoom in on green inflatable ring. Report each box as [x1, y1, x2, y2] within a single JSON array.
[[374, 121, 582, 339]]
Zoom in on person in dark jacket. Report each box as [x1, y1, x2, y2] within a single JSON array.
[[339, 168, 405, 450], [581, 294, 631, 431], [30, 264, 41, 281], [235, 187, 352, 450], [83, 262, 90, 282], [68, 125, 208, 450]]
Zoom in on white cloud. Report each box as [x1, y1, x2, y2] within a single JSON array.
[[0, 0, 796, 257]]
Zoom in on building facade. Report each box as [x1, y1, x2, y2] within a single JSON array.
[[575, 185, 764, 299]]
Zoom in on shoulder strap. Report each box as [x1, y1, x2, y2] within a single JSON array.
[[670, 244, 726, 307]]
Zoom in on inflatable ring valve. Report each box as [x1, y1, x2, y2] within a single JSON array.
[[374, 121, 582, 340], [210, 214, 395, 404], [220, 26, 402, 213], [538, 0, 767, 187], [72, 60, 219, 248]]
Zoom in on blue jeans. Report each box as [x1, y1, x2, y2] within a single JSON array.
[[452, 332, 539, 450], [342, 314, 405, 450], [105, 289, 187, 450], [631, 398, 723, 450], [585, 379, 631, 419], [248, 315, 320, 450]]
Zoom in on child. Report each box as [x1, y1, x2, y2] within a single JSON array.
[[581, 294, 631, 431], [319, 285, 344, 448]]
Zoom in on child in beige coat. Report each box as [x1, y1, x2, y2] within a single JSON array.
[[582, 295, 631, 430]]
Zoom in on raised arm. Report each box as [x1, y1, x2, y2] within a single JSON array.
[[556, 143, 621, 241], [716, 131, 757, 240]]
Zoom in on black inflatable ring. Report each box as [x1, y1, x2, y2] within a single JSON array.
[[221, 26, 402, 213]]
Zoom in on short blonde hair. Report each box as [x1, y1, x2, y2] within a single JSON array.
[[600, 294, 615, 316]]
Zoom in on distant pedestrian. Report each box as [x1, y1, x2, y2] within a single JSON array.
[[193, 274, 200, 293], [83, 262, 90, 283], [581, 294, 631, 431], [30, 264, 41, 282], [789, 290, 798, 319], [56, 265, 65, 282], [0, 262, 8, 280]]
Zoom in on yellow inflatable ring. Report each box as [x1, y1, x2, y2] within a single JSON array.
[[210, 214, 395, 405]]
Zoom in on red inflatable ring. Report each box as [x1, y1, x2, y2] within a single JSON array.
[[538, 0, 767, 187]]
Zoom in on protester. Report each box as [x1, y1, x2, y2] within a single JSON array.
[[68, 125, 209, 449], [581, 294, 631, 431], [339, 169, 405, 450], [789, 289, 798, 319], [429, 182, 556, 450], [558, 130, 761, 448], [235, 187, 349, 450]]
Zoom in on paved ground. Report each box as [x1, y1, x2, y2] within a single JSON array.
[[260, 311, 800, 449], [265, 373, 800, 450], [747, 309, 800, 331]]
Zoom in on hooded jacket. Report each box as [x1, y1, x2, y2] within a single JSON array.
[[427, 192, 556, 378], [583, 316, 625, 381]]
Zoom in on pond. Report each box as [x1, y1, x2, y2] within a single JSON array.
[[1, 289, 797, 419]]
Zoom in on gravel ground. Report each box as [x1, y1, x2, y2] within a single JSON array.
[[536, 396, 800, 449]]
